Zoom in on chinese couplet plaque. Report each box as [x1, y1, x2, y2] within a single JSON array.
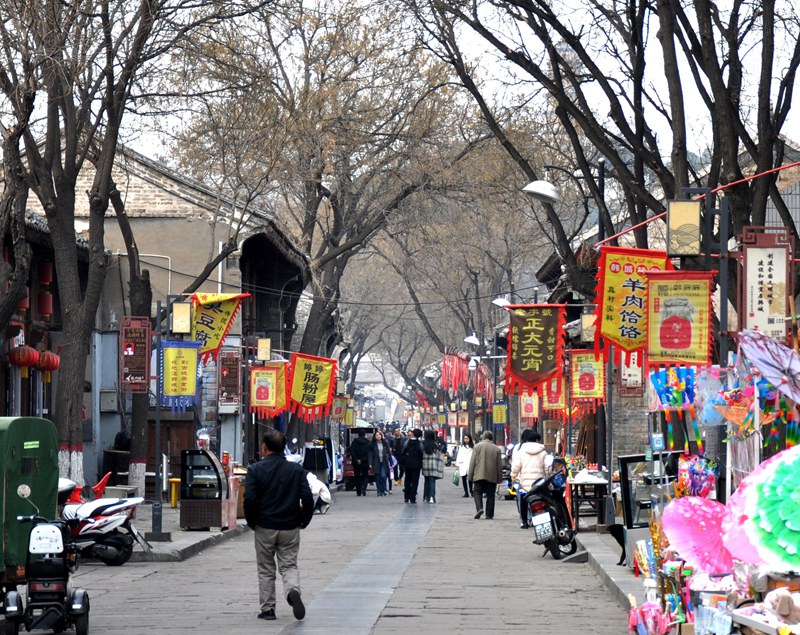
[[120, 316, 151, 393], [288, 353, 338, 422], [505, 304, 566, 396], [646, 270, 713, 366], [160, 340, 200, 412], [594, 246, 671, 363]]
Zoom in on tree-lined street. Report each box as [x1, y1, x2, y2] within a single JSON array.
[[69, 475, 626, 634]]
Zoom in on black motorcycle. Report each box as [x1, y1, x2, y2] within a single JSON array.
[[525, 471, 578, 560]]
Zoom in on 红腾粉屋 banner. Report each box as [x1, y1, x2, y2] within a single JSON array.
[[289, 353, 338, 422]]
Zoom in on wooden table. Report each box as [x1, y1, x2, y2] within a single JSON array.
[[568, 480, 608, 531]]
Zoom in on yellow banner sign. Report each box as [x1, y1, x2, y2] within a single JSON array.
[[289, 353, 337, 422], [571, 349, 605, 400], [647, 271, 713, 365], [250, 363, 288, 418], [493, 403, 507, 424], [594, 247, 670, 360], [161, 340, 200, 412], [191, 292, 248, 363]]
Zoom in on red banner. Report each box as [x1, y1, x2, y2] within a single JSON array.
[[505, 304, 566, 396], [570, 349, 605, 415], [249, 362, 289, 419], [594, 246, 671, 363]]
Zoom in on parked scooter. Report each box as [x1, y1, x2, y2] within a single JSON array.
[[59, 480, 151, 566], [526, 468, 578, 560], [4, 484, 91, 635]]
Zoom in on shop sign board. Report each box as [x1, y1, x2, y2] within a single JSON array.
[[120, 316, 151, 393]]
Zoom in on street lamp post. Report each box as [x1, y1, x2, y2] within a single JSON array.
[[523, 160, 615, 525]]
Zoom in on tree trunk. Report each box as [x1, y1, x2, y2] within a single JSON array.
[[128, 271, 152, 497], [55, 323, 89, 483]]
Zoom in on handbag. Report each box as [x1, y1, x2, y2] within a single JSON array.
[[452, 469, 460, 486]]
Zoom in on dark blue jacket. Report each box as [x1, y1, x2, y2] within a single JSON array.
[[244, 454, 314, 530]]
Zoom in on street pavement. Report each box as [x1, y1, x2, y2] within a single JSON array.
[[7, 469, 630, 634]]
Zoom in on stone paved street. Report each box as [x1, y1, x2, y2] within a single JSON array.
[[60, 468, 627, 634]]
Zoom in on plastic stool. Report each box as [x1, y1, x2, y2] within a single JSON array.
[[168, 478, 181, 508]]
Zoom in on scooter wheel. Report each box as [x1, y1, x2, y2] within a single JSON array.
[[4, 619, 20, 635], [74, 611, 89, 635], [99, 539, 133, 566]]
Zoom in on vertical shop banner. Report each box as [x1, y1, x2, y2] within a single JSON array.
[[646, 270, 713, 366], [191, 292, 249, 363], [506, 304, 567, 396], [570, 349, 606, 412], [543, 376, 566, 410], [520, 391, 539, 420], [740, 228, 794, 341], [594, 246, 671, 363], [457, 412, 469, 428], [288, 353, 338, 422], [249, 362, 288, 418], [447, 412, 457, 428], [493, 403, 507, 424], [120, 316, 151, 393], [330, 396, 348, 423], [619, 350, 645, 395], [217, 349, 241, 412], [160, 340, 200, 412], [345, 404, 356, 426]]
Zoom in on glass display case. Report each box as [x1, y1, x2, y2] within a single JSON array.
[[618, 452, 677, 529], [179, 450, 229, 530]]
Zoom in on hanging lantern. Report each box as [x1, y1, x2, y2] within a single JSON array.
[[37, 291, 53, 319], [33, 350, 60, 383], [9, 345, 39, 379], [38, 260, 53, 285], [17, 286, 29, 312]]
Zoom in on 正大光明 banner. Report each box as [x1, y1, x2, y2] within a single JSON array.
[[289, 353, 338, 422], [593, 246, 671, 363], [646, 270, 714, 366], [191, 292, 249, 363], [570, 349, 605, 414], [249, 362, 288, 419], [161, 340, 200, 412], [506, 304, 566, 396]]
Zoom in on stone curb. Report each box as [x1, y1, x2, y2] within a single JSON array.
[[129, 522, 250, 563]]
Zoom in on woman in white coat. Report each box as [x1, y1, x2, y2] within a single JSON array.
[[511, 431, 549, 528], [454, 434, 475, 498]]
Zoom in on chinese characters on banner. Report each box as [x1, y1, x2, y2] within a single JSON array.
[[493, 403, 507, 424], [447, 412, 457, 428], [520, 391, 539, 420], [570, 349, 605, 414], [217, 349, 241, 411], [593, 246, 671, 363], [543, 377, 568, 421], [330, 397, 348, 423], [506, 305, 567, 396], [289, 353, 337, 422], [457, 412, 469, 428], [742, 236, 792, 340], [190, 292, 249, 363], [646, 270, 713, 366], [249, 362, 288, 419], [160, 340, 200, 412], [119, 316, 150, 393]]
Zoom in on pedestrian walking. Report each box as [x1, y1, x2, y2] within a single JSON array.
[[454, 434, 474, 498], [401, 428, 423, 503], [244, 430, 314, 622], [468, 430, 503, 520], [421, 430, 445, 503], [388, 453, 398, 494], [510, 430, 549, 528], [369, 430, 392, 496], [349, 429, 371, 496], [391, 428, 407, 484]]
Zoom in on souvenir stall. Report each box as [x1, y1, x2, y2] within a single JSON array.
[[627, 329, 800, 635]]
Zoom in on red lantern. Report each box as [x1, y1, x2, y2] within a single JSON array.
[[33, 350, 60, 383], [9, 345, 39, 379], [38, 260, 53, 285], [18, 286, 29, 312], [37, 291, 53, 319]]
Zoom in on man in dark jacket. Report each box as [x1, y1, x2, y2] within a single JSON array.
[[401, 429, 423, 504], [244, 430, 314, 622], [349, 429, 371, 496]]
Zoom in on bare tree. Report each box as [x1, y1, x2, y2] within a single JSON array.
[[0, 0, 268, 478], [407, 0, 800, 297]]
